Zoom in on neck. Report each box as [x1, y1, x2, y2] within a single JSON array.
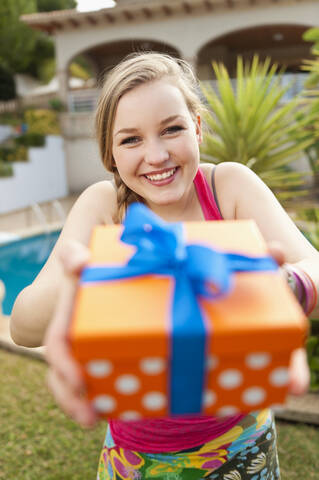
[[146, 184, 204, 223]]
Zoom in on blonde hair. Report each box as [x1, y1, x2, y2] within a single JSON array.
[[95, 52, 204, 223]]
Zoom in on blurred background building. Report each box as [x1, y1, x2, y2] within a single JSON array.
[[18, 0, 319, 191]]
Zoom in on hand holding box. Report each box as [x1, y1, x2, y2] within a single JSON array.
[[69, 204, 308, 420]]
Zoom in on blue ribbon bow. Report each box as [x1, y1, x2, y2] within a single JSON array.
[[81, 203, 278, 415]]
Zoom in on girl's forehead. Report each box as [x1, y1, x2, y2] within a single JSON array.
[[114, 80, 190, 125]]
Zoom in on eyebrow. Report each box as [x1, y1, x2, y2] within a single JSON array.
[[114, 115, 185, 137]]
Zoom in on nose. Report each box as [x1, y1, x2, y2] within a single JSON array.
[[144, 138, 169, 165]]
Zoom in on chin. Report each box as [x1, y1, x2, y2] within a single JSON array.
[[152, 191, 183, 205]]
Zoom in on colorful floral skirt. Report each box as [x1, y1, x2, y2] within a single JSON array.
[[97, 409, 280, 480]]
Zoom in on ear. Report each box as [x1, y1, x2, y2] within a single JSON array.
[[195, 114, 202, 144]]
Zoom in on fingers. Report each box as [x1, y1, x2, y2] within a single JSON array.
[[45, 273, 84, 387], [44, 269, 96, 424], [288, 348, 310, 396], [47, 368, 97, 427]]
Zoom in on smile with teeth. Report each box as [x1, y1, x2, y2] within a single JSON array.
[[145, 167, 177, 181]]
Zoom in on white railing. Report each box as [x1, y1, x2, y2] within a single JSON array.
[[204, 72, 308, 102], [67, 88, 100, 113], [0, 100, 19, 113], [67, 73, 308, 114]]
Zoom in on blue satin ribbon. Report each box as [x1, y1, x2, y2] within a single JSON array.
[[81, 203, 278, 415]]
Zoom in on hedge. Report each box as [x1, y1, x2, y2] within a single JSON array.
[[15, 132, 45, 147], [0, 161, 13, 177]]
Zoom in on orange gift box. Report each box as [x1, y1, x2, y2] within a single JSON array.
[[69, 213, 308, 421]]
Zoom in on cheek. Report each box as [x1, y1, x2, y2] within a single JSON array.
[[180, 135, 200, 161], [114, 153, 138, 185]]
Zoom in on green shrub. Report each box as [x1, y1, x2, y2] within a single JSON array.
[[307, 334, 319, 391], [48, 97, 66, 112], [200, 56, 312, 203], [0, 111, 23, 126], [24, 109, 60, 135], [15, 132, 45, 147], [0, 161, 13, 177], [0, 146, 15, 162], [295, 207, 319, 391], [0, 65, 16, 101], [0, 145, 28, 162], [12, 145, 28, 161]]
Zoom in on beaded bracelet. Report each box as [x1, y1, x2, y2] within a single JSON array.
[[283, 264, 317, 316], [300, 268, 318, 315]]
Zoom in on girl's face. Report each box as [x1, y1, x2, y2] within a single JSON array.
[[112, 79, 202, 213]]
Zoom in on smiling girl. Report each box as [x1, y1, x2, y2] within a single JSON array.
[[11, 53, 319, 480]]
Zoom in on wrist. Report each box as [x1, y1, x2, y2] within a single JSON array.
[[282, 264, 317, 316]]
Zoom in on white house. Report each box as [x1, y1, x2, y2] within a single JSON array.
[[21, 0, 319, 192]]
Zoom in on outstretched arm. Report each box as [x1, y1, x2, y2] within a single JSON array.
[[10, 181, 116, 347], [207, 162, 318, 396], [211, 162, 319, 317]]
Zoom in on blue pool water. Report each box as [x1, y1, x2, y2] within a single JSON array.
[[0, 231, 60, 315]]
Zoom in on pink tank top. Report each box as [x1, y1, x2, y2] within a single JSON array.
[[110, 168, 245, 452]]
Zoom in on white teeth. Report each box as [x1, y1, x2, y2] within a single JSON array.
[[146, 168, 176, 181]]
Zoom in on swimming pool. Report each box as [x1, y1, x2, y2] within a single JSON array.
[[0, 230, 60, 315]]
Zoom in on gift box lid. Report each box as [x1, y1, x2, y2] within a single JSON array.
[[69, 220, 308, 360]]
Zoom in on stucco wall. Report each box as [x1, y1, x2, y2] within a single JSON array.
[[58, 112, 111, 192], [0, 136, 68, 214], [55, 1, 319, 70], [50, 0, 319, 193], [64, 137, 111, 192], [0, 126, 13, 143]]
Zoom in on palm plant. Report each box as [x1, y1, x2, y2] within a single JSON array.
[[294, 28, 319, 184], [200, 55, 312, 203]]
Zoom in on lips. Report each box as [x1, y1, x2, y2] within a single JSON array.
[[144, 167, 177, 181]]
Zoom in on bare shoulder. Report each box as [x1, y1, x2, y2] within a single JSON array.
[[73, 180, 117, 225], [199, 162, 252, 219], [202, 162, 319, 262], [40, 180, 117, 269]]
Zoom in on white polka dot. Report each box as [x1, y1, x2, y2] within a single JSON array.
[[115, 375, 141, 395], [269, 367, 289, 387], [143, 223, 152, 232], [119, 410, 142, 421], [206, 355, 219, 370], [242, 387, 266, 406], [86, 359, 113, 378], [203, 389, 217, 407], [142, 392, 167, 411], [93, 395, 116, 413], [218, 369, 243, 389], [216, 406, 239, 417], [245, 353, 271, 370], [140, 357, 165, 375]]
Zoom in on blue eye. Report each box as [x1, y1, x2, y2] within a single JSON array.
[[121, 136, 139, 145], [164, 125, 184, 134]]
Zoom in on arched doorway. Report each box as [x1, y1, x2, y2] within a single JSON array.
[[65, 39, 180, 112], [197, 24, 313, 80], [76, 39, 181, 85]]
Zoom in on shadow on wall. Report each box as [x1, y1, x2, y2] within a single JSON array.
[[0, 136, 68, 215]]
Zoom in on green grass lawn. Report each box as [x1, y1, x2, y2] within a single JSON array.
[[1, 348, 319, 479]]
